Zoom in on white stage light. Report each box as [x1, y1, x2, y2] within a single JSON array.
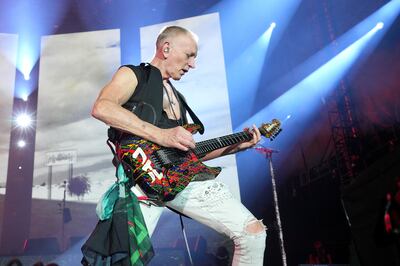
[[22, 58, 31, 80], [15, 113, 33, 128], [17, 140, 26, 148]]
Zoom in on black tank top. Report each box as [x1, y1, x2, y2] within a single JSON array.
[[122, 64, 188, 129]]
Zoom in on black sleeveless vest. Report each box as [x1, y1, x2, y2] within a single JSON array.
[[108, 63, 204, 142]]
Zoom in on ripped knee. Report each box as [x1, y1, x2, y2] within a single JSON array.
[[231, 218, 267, 263], [245, 218, 266, 235]]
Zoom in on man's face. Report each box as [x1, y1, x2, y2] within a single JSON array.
[[165, 34, 197, 80]]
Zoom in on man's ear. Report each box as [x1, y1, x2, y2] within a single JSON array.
[[162, 42, 170, 58]]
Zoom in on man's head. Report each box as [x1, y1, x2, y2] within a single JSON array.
[[153, 26, 198, 80]]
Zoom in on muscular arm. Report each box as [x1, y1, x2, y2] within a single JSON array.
[[92, 67, 195, 151], [92, 67, 158, 141]]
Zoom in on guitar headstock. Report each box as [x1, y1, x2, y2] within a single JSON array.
[[259, 119, 282, 140]]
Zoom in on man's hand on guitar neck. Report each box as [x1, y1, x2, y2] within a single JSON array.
[[157, 126, 196, 151], [155, 124, 260, 156], [237, 124, 262, 151]]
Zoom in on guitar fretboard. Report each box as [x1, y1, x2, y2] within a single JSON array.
[[194, 131, 253, 158]]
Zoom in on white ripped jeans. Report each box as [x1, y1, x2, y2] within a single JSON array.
[[134, 180, 267, 266]]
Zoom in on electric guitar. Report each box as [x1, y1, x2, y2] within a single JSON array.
[[118, 119, 281, 202]]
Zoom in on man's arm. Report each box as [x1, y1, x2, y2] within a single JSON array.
[[91, 66, 195, 151], [201, 125, 261, 161]]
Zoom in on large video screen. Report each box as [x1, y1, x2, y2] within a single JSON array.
[[140, 12, 241, 199], [0, 33, 18, 195], [33, 29, 121, 203]]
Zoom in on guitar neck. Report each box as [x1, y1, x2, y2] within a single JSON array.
[[193, 130, 254, 158]]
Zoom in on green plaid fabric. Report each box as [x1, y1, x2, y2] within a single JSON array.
[[118, 164, 154, 265], [126, 190, 154, 265]]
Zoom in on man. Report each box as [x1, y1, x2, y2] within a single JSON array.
[[90, 26, 266, 265]]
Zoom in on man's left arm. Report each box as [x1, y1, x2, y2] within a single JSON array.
[[200, 124, 261, 161]]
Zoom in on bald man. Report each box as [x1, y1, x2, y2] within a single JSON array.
[[90, 26, 266, 265]]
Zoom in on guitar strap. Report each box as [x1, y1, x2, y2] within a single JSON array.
[[169, 82, 205, 135], [129, 63, 205, 134]]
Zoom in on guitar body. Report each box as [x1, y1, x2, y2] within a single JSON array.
[[117, 136, 221, 202], [115, 121, 281, 202]]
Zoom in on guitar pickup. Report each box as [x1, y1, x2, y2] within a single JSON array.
[[154, 148, 186, 167]]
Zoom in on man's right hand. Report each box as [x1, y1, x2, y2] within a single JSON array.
[[158, 126, 196, 151]]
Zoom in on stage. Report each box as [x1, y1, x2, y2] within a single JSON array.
[[0, 0, 399, 265]]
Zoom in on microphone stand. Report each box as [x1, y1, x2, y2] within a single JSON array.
[[255, 146, 287, 266]]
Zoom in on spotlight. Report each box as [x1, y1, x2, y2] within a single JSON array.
[[23, 73, 30, 81], [261, 22, 277, 43], [15, 113, 33, 128], [17, 140, 26, 148], [22, 94, 28, 101], [376, 22, 384, 30], [22, 58, 31, 80]]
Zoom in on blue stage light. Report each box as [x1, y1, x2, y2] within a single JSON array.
[[205, 1, 301, 129], [15, 47, 36, 100], [261, 22, 276, 43], [376, 22, 384, 30], [237, 21, 387, 146], [21, 57, 31, 80], [9, 1, 68, 99], [228, 21, 278, 124], [21, 93, 28, 102], [17, 47, 35, 81]]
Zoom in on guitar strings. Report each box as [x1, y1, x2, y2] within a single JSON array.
[[195, 131, 253, 156]]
